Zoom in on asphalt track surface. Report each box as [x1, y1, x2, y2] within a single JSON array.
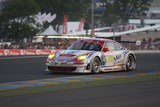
[[0, 53, 160, 107], [0, 53, 160, 83], [1, 80, 160, 107]]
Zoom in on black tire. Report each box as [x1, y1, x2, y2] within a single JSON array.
[[126, 54, 136, 71], [92, 57, 101, 74]]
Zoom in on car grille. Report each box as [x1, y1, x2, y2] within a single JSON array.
[[48, 66, 77, 72]]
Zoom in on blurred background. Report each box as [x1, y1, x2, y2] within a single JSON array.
[[0, 0, 160, 50]]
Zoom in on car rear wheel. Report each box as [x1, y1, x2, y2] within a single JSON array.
[[126, 54, 136, 71], [92, 57, 100, 74]]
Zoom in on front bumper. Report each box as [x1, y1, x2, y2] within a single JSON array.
[[45, 62, 91, 73]]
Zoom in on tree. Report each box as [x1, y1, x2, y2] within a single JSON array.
[[83, 22, 89, 30], [35, 0, 91, 30], [113, 0, 153, 24], [102, 0, 153, 25], [101, 0, 119, 26], [0, 0, 41, 41]]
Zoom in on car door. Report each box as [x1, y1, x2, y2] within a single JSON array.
[[114, 42, 127, 66], [102, 41, 125, 67], [102, 41, 117, 67]]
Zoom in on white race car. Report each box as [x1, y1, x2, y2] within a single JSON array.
[[46, 38, 136, 73]]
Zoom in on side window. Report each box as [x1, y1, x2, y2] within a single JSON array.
[[104, 42, 115, 51], [115, 42, 124, 51]]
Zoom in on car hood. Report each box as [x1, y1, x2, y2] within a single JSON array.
[[54, 50, 93, 62], [58, 50, 92, 55]]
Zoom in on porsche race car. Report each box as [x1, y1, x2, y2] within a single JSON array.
[[45, 38, 136, 73]]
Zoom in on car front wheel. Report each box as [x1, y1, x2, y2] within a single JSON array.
[[92, 57, 100, 74]]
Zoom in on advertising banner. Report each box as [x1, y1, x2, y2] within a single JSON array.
[[0, 49, 4, 56], [4, 50, 9, 55], [40, 49, 52, 55], [9, 49, 21, 55], [0, 49, 56, 56], [25, 49, 36, 55]]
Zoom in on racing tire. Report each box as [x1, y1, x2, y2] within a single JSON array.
[[126, 54, 136, 71], [91, 57, 100, 74]]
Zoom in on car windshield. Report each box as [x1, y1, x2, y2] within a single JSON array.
[[68, 41, 102, 51]]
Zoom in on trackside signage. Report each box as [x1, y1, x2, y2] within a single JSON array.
[[0, 49, 56, 56], [0, 49, 4, 55], [9, 49, 21, 55], [25, 49, 37, 55]]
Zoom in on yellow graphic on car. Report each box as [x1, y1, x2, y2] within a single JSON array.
[[104, 55, 115, 66], [104, 55, 114, 62]]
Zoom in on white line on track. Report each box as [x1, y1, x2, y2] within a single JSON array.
[[0, 55, 47, 60]]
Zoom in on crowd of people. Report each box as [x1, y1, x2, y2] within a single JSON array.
[[0, 40, 72, 50], [0, 37, 160, 50], [140, 37, 160, 50], [121, 37, 160, 50], [0, 43, 57, 50]]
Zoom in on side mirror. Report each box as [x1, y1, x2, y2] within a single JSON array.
[[102, 47, 109, 52]]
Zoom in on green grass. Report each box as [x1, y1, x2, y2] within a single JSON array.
[[1, 74, 160, 98]]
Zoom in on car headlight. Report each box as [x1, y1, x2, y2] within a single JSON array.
[[77, 55, 87, 61], [48, 53, 55, 59]]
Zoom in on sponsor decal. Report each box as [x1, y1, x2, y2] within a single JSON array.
[[88, 52, 94, 58], [56, 55, 74, 62], [114, 54, 122, 61], [70, 50, 82, 55], [123, 51, 129, 55], [114, 54, 123, 64], [104, 55, 115, 66]]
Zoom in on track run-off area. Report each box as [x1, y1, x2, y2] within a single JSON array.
[[0, 51, 160, 107]]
